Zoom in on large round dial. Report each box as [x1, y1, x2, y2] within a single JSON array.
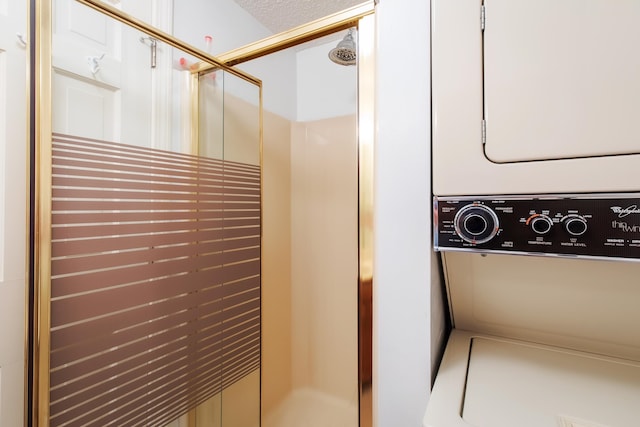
[[453, 203, 500, 244]]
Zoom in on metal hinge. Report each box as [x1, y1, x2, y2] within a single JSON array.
[[481, 4, 486, 31], [140, 36, 157, 69], [482, 119, 487, 144]]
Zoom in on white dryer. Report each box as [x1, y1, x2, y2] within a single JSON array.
[[427, 1, 640, 426]]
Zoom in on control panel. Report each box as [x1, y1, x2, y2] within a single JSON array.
[[434, 195, 640, 260]]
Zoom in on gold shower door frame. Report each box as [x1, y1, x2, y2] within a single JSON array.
[[30, 0, 263, 426], [30, 0, 374, 425], [206, 4, 376, 427]]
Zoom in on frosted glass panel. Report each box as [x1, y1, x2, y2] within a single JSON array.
[[198, 68, 261, 427], [46, 2, 261, 426], [49, 135, 260, 426]]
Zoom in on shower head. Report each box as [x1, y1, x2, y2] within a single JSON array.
[[328, 29, 356, 66]]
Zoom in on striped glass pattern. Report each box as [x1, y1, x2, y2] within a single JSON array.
[[49, 134, 261, 427]]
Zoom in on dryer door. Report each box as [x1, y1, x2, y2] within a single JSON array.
[[432, 0, 640, 196], [484, 0, 640, 163]]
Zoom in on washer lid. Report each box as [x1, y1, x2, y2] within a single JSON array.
[[483, 0, 640, 163], [463, 337, 640, 427]]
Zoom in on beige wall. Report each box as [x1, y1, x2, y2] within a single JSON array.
[[290, 115, 358, 403], [198, 77, 260, 166], [261, 109, 293, 414], [263, 112, 360, 416]]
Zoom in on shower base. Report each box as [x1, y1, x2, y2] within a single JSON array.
[[263, 388, 358, 427]]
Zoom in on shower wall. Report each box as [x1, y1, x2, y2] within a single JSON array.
[[261, 112, 359, 427], [261, 110, 293, 414], [289, 115, 358, 400], [262, 36, 359, 426]]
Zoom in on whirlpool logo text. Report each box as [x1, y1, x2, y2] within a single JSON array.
[[610, 205, 640, 218]]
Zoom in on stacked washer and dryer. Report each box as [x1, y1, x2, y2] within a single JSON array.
[[425, 1, 640, 426]]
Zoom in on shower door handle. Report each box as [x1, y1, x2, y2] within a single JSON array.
[[140, 36, 157, 69]]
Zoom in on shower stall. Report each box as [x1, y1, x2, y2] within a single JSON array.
[[30, 0, 374, 426], [228, 15, 375, 426], [170, 1, 375, 421]]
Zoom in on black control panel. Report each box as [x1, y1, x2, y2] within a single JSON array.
[[434, 195, 640, 260]]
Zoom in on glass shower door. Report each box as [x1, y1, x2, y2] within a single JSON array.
[[32, 1, 262, 426], [195, 67, 262, 427]]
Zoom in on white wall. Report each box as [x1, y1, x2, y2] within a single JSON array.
[[296, 36, 357, 121], [173, 0, 271, 55], [0, 0, 27, 425], [237, 51, 297, 121], [173, 0, 297, 120], [173, 1, 362, 122], [374, 1, 433, 426]]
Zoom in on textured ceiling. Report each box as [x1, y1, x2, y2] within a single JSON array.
[[232, 0, 364, 34]]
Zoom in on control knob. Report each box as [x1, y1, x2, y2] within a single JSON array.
[[563, 214, 588, 236], [453, 203, 500, 244], [528, 214, 553, 235]]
